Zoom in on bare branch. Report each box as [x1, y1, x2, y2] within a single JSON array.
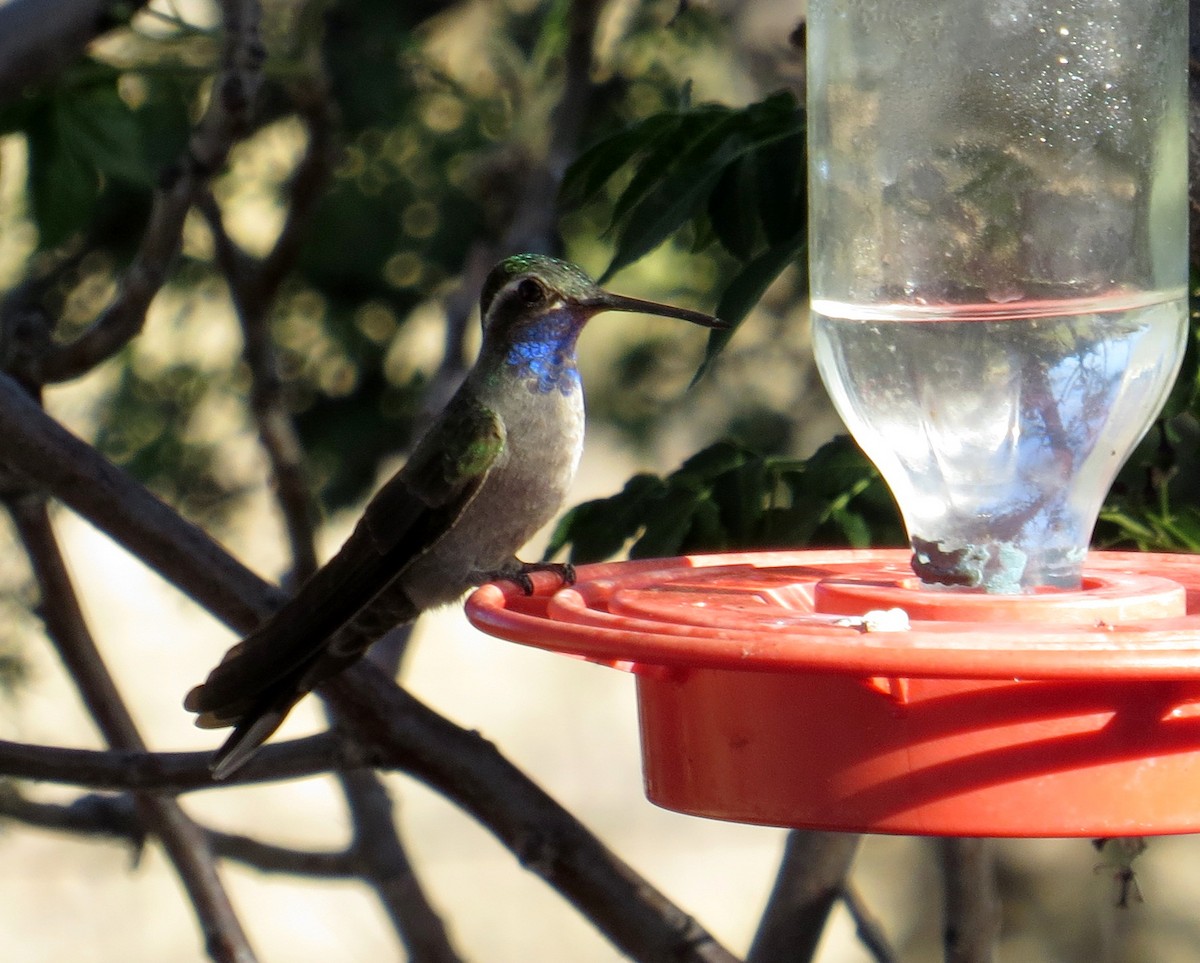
[[502, 0, 607, 254], [338, 766, 464, 963], [199, 188, 321, 582], [0, 114, 743, 952], [0, 734, 351, 791], [0, 686, 742, 963], [325, 666, 741, 963], [8, 495, 258, 963], [841, 885, 901, 963], [200, 64, 462, 955], [747, 830, 862, 963], [257, 85, 340, 305], [0, 3, 739, 959], [0, 0, 150, 104], [423, 0, 610, 412], [195, 62, 339, 584], [0, 671, 743, 963], [938, 837, 1001, 963], [0, 372, 283, 631], [0, 786, 358, 877], [40, 0, 267, 383]]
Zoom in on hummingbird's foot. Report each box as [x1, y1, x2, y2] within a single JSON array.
[[482, 560, 576, 596]]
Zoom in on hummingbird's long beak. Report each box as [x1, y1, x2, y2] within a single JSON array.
[[582, 291, 728, 329]]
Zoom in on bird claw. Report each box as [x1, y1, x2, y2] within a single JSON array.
[[489, 561, 576, 596]]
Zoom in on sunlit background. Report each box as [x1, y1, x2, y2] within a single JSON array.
[[1, 0, 1199, 961]]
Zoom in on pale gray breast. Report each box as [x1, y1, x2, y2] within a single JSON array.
[[401, 381, 585, 608]]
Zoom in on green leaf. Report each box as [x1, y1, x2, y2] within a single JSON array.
[[26, 111, 100, 247], [60, 84, 152, 187], [796, 436, 880, 498], [754, 129, 807, 246], [707, 154, 761, 260], [560, 113, 686, 208], [830, 505, 872, 548], [544, 473, 668, 563], [22, 77, 152, 247], [673, 439, 753, 480], [558, 90, 806, 282], [602, 114, 744, 280], [630, 484, 705, 558], [709, 458, 767, 543], [682, 496, 727, 552], [548, 437, 907, 564], [606, 107, 732, 229], [693, 234, 806, 382]]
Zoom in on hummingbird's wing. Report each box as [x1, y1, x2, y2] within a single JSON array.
[[184, 397, 506, 739]]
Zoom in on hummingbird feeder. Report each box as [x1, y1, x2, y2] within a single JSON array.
[[467, 0, 1194, 836]]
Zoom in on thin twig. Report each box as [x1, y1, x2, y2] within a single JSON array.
[[0, 675, 743, 963], [0, 733, 352, 791], [196, 81, 337, 582], [937, 837, 1000, 963], [338, 766, 464, 962], [200, 62, 463, 956], [747, 830, 862, 963], [0, 373, 284, 630], [40, 0, 266, 384], [8, 495, 258, 963], [841, 884, 901, 963], [0, 786, 359, 877], [325, 666, 741, 963], [199, 189, 321, 582], [425, 0, 610, 415], [0, 2, 744, 943], [501, 0, 607, 254]]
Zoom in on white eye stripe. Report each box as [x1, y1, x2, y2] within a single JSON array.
[[501, 279, 565, 311]]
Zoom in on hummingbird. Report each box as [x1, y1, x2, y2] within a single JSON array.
[[185, 253, 724, 778]]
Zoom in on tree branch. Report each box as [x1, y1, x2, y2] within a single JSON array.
[[747, 830, 862, 963], [501, 0, 607, 254], [0, 785, 359, 878], [0, 373, 283, 631], [40, 0, 267, 384], [0, 733, 351, 791], [338, 765, 464, 962], [199, 186, 322, 583], [841, 885, 900, 963], [200, 62, 462, 956], [427, 0, 611, 416], [195, 73, 338, 583], [938, 837, 1001, 963], [0, 694, 741, 963], [324, 666, 740, 963], [1, 3, 741, 960], [7, 494, 258, 963]]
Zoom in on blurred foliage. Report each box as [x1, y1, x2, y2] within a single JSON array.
[[0, 65, 157, 249], [562, 88, 806, 376], [0, 0, 1197, 570], [0, 0, 764, 521], [546, 436, 905, 563], [1096, 288, 1200, 553]]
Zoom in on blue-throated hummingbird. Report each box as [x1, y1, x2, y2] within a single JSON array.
[[186, 253, 724, 777]]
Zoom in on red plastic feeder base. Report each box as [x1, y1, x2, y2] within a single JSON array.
[[465, 550, 1200, 836]]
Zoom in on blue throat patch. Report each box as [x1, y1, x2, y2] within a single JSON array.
[[505, 316, 581, 395]]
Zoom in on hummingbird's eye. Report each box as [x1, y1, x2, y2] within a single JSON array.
[[516, 278, 546, 305]]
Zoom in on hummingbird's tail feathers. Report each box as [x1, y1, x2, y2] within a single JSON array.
[[198, 640, 332, 778], [209, 695, 299, 780], [188, 589, 422, 777]]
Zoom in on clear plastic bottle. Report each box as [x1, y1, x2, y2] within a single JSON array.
[[807, 0, 1188, 591]]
